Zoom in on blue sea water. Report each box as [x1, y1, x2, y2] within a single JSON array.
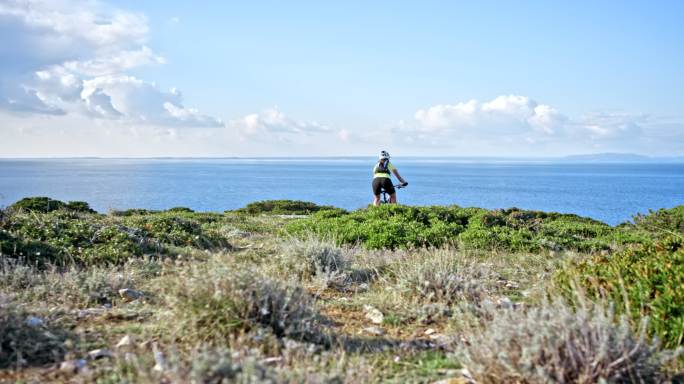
[[0, 158, 682, 225]]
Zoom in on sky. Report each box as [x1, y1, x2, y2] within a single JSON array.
[[0, 0, 683, 157]]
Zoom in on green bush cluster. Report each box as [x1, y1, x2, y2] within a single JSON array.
[[10, 196, 96, 214], [2, 210, 145, 265], [286, 205, 627, 251], [1, 198, 232, 266], [123, 212, 228, 249], [234, 200, 338, 215], [555, 237, 684, 349], [632, 205, 684, 238]]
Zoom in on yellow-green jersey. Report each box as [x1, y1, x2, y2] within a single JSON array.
[[373, 160, 396, 179]]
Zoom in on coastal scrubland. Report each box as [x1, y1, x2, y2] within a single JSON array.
[[0, 197, 682, 383]]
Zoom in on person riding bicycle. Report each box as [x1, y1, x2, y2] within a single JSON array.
[[372, 150, 408, 206]]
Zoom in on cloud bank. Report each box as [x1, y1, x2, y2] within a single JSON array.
[[0, 0, 220, 127], [0, 1, 681, 157]]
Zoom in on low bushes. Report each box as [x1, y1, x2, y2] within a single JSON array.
[[10, 196, 95, 213], [456, 299, 676, 383], [2, 210, 145, 265], [286, 204, 625, 251], [1, 198, 232, 266], [165, 261, 325, 344], [555, 237, 684, 349], [387, 249, 494, 305], [276, 236, 348, 279], [0, 304, 71, 368], [123, 213, 227, 249], [234, 200, 338, 215]]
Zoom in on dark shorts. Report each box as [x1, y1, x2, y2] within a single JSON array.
[[372, 177, 395, 196]]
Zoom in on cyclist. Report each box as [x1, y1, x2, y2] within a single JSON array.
[[372, 150, 408, 206]]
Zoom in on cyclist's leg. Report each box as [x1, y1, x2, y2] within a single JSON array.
[[372, 178, 383, 206], [382, 179, 396, 204]]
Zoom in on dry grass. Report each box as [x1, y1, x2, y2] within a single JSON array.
[[455, 298, 680, 383], [162, 255, 328, 346], [0, 302, 71, 368]]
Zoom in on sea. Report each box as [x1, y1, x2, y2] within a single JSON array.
[[1, 158, 683, 225]]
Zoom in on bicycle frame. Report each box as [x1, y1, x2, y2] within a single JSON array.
[[380, 184, 405, 204]]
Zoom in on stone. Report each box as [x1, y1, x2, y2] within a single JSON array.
[[363, 305, 384, 324], [116, 335, 135, 349], [88, 348, 112, 360], [363, 326, 386, 336], [118, 288, 143, 301], [76, 308, 107, 319], [152, 343, 165, 372], [497, 297, 513, 309], [424, 328, 436, 336], [260, 356, 283, 365], [59, 359, 87, 374], [25, 316, 43, 327]]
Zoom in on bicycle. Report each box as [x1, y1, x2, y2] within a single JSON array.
[[380, 184, 407, 204]]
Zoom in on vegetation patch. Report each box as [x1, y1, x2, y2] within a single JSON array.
[[0, 304, 71, 368], [286, 204, 634, 251], [234, 199, 339, 215], [165, 261, 326, 345], [555, 236, 684, 349], [456, 299, 677, 383], [10, 196, 96, 213]]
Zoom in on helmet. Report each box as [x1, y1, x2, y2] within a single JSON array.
[[379, 150, 390, 160]]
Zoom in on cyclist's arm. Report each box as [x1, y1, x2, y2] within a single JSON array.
[[391, 169, 407, 185]]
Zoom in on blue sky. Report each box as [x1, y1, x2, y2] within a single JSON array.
[[1, 1, 683, 157]]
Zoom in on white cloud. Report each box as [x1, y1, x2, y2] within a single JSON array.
[[81, 75, 222, 127], [414, 95, 566, 135], [0, 0, 221, 128], [578, 112, 645, 139], [229, 107, 329, 140]]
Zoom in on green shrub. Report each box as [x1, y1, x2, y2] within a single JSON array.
[[555, 237, 684, 349], [10, 197, 95, 213], [286, 205, 621, 252], [10, 197, 66, 213], [167, 207, 195, 213], [109, 208, 160, 216], [632, 206, 684, 236], [124, 213, 228, 249], [235, 200, 337, 215], [2, 210, 145, 265]]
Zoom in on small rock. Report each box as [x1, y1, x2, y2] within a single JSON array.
[[76, 308, 107, 319], [363, 305, 384, 324], [432, 368, 476, 384], [25, 316, 44, 327], [118, 288, 143, 301], [116, 335, 135, 349], [260, 356, 283, 365], [59, 359, 87, 374], [152, 343, 165, 372], [88, 348, 112, 360], [497, 297, 513, 309], [424, 328, 436, 336], [363, 326, 386, 336], [505, 281, 519, 289]]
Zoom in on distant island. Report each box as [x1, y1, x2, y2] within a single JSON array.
[[562, 152, 684, 163]]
